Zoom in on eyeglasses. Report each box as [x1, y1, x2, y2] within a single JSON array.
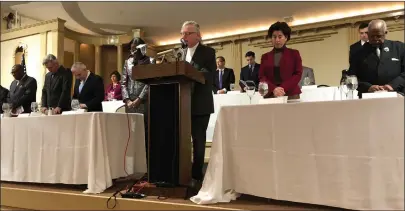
[[180, 32, 196, 36]]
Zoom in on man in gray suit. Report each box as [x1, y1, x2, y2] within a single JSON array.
[[299, 66, 316, 87]]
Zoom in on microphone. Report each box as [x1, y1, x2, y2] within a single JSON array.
[[180, 39, 188, 49]]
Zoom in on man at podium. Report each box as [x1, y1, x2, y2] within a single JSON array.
[[180, 21, 216, 186]]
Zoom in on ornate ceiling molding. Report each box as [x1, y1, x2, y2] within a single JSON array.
[[1, 18, 65, 42]]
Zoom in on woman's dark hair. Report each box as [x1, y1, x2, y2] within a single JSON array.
[[110, 71, 121, 82], [268, 21, 292, 41]]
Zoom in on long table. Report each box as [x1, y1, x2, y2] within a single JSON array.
[[191, 97, 404, 210], [1, 113, 147, 193]]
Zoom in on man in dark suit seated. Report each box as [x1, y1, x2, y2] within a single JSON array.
[[8, 64, 37, 113], [0, 85, 9, 114], [41, 54, 73, 114], [213, 56, 235, 94], [71, 62, 104, 112], [349, 19, 405, 97], [349, 22, 369, 64], [240, 51, 260, 91], [181, 20, 216, 187]]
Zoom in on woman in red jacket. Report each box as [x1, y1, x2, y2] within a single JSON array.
[[259, 22, 303, 99], [105, 71, 122, 101]]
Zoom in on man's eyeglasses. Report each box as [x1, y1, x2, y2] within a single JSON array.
[[180, 32, 196, 36]]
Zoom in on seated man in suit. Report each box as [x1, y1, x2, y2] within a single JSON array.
[[71, 62, 104, 112], [41, 54, 73, 114], [213, 56, 235, 94], [299, 66, 316, 87], [349, 19, 405, 97], [240, 51, 260, 91], [8, 64, 37, 113], [0, 85, 9, 114]]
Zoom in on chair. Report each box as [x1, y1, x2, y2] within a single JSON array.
[[317, 85, 330, 88], [115, 105, 126, 113]]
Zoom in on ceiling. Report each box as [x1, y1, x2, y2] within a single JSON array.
[[1, 1, 403, 46]]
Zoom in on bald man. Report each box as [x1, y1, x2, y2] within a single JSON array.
[[8, 64, 37, 113], [349, 19, 405, 97]]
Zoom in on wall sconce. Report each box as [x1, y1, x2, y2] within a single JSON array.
[[107, 35, 119, 45]]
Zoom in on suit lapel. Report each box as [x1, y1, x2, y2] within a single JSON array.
[[191, 43, 202, 63], [79, 73, 93, 96]]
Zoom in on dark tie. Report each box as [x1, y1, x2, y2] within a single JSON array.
[[219, 70, 223, 89]]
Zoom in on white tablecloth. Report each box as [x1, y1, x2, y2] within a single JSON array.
[[191, 97, 404, 210], [207, 87, 357, 142], [1, 113, 147, 193]]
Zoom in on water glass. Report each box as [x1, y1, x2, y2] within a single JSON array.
[[246, 86, 256, 104], [258, 82, 268, 96], [303, 77, 311, 86], [31, 102, 38, 113], [346, 75, 358, 100], [71, 99, 80, 110], [230, 83, 235, 91]]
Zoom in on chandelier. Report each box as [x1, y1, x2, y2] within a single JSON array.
[[106, 35, 119, 45]]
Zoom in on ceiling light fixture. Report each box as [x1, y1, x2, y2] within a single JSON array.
[[159, 4, 404, 46], [106, 35, 119, 45]]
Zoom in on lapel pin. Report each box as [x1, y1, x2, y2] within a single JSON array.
[[384, 47, 389, 52]]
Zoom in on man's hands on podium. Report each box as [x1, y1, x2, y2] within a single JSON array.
[[368, 84, 394, 92]]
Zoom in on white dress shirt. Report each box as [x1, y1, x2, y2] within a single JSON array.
[[186, 42, 199, 63]]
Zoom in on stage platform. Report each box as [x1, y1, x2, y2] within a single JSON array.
[[1, 181, 350, 210]]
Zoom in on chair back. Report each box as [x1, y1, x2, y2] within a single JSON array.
[[115, 105, 126, 113]]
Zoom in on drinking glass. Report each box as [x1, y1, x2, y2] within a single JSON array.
[[2, 103, 11, 117], [258, 82, 268, 97], [246, 86, 256, 104], [71, 99, 80, 110], [230, 83, 235, 91], [303, 77, 311, 86], [31, 102, 38, 113], [346, 75, 358, 100]]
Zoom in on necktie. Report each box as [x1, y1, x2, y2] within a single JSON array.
[[376, 47, 381, 59], [79, 81, 84, 94], [219, 70, 223, 89]]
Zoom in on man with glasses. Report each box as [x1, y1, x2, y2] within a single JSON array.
[[349, 19, 405, 97], [180, 20, 216, 188]]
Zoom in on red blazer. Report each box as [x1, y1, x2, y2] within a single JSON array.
[[105, 83, 122, 100], [259, 47, 303, 96]]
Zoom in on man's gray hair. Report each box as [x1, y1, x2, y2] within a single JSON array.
[[71, 62, 87, 71], [42, 54, 58, 65], [369, 19, 387, 32], [182, 20, 200, 33]]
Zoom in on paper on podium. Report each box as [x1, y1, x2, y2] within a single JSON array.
[[362, 91, 398, 99]]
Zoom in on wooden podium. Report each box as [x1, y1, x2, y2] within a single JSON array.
[[132, 61, 204, 186]]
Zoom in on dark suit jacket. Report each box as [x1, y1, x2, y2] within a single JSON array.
[[349, 41, 363, 64], [240, 63, 260, 90], [188, 43, 216, 116], [349, 40, 405, 97], [0, 86, 9, 114], [213, 68, 235, 93], [8, 75, 37, 113], [73, 72, 105, 112], [259, 47, 303, 96], [41, 66, 73, 111]]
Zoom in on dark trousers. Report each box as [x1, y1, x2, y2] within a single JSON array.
[[191, 115, 210, 181]]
